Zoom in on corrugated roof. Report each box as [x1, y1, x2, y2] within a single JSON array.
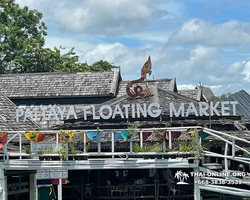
[[0, 93, 40, 131], [222, 90, 250, 120], [0, 71, 120, 98]]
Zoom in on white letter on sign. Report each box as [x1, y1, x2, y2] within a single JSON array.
[[16, 108, 24, 122], [66, 106, 77, 119], [170, 103, 184, 117], [148, 103, 161, 118]]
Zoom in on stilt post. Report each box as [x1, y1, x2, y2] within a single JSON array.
[[0, 166, 6, 200]]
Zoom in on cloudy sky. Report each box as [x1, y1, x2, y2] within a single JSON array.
[[16, 0, 250, 96]]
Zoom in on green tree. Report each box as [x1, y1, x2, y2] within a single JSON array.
[[0, 0, 47, 73], [0, 0, 118, 73], [208, 92, 232, 102], [9, 47, 86, 73], [88, 60, 118, 71]]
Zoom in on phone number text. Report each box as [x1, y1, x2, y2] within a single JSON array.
[[195, 180, 242, 185]]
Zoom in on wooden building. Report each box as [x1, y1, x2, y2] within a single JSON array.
[[0, 63, 250, 200]]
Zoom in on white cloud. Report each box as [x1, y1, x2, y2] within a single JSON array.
[[80, 43, 249, 96], [81, 43, 243, 89], [81, 43, 156, 76], [44, 36, 95, 56], [14, 0, 250, 96], [226, 62, 244, 75], [16, 0, 168, 37], [177, 84, 196, 90], [241, 61, 250, 82], [165, 46, 221, 82], [168, 18, 250, 46]]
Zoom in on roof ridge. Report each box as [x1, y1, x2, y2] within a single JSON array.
[[158, 87, 200, 102], [120, 78, 173, 83], [178, 89, 198, 91], [0, 71, 115, 77]]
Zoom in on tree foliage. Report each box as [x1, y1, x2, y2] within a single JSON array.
[[208, 92, 232, 102], [0, 0, 47, 73], [0, 0, 118, 74]]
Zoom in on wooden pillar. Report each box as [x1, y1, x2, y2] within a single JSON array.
[[154, 180, 159, 200], [29, 173, 37, 200], [83, 132, 87, 153], [58, 179, 62, 200], [168, 131, 172, 149], [98, 170, 101, 196], [140, 131, 143, 148], [111, 132, 114, 158], [232, 139, 235, 158], [193, 160, 201, 200], [130, 141, 133, 153], [66, 143, 69, 161], [56, 132, 59, 150], [154, 171, 159, 200], [224, 143, 229, 173], [19, 133, 22, 159], [0, 166, 6, 200], [98, 143, 101, 154]]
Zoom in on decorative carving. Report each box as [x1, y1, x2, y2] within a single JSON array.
[[60, 130, 75, 143], [126, 56, 152, 98]]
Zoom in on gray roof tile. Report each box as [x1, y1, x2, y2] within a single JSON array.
[[197, 86, 215, 101], [0, 71, 120, 98], [117, 78, 176, 97], [178, 89, 201, 101], [56, 84, 207, 129], [0, 93, 40, 131]]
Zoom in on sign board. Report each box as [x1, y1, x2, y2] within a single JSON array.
[[16, 101, 239, 122], [50, 171, 68, 179], [36, 171, 50, 180], [36, 170, 68, 180]]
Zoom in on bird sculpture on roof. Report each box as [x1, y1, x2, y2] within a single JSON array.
[[126, 56, 152, 98]]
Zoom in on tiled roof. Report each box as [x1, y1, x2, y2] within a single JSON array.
[[222, 90, 250, 120], [56, 86, 208, 129], [0, 71, 120, 98], [0, 93, 40, 131], [178, 89, 202, 101], [89, 85, 201, 117], [116, 78, 177, 97], [197, 86, 215, 102], [22, 78, 176, 129], [179, 86, 216, 102]]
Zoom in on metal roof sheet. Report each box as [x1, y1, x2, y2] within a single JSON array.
[[223, 90, 250, 120]]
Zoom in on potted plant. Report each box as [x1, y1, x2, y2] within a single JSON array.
[[133, 142, 163, 159], [38, 148, 59, 161], [122, 121, 140, 141], [173, 131, 204, 162], [57, 146, 67, 161], [133, 143, 148, 158]]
